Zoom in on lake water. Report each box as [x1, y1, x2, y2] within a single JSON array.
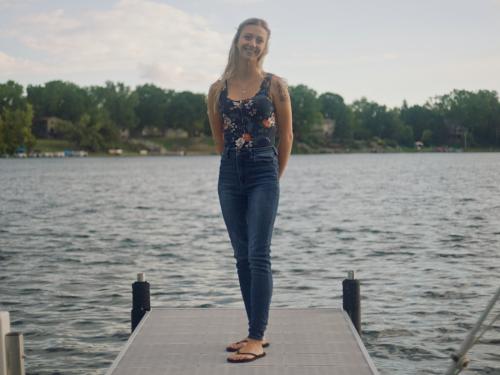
[[1, 153, 499, 375]]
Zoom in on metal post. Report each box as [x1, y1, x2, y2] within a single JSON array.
[[445, 286, 500, 375], [343, 270, 361, 334], [0, 311, 11, 375], [5, 333, 25, 375], [131, 272, 151, 332]]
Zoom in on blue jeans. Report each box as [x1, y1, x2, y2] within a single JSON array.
[[218, 146, 280, 340]]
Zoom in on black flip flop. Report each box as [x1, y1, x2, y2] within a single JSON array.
[[226, 340, 270, 352], [227, 350, 266, 363]]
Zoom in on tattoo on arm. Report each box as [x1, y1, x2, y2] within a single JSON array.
[[276, 79, 288, 102]]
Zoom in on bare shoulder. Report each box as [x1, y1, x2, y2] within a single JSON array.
[[269, 74, 290, 103]]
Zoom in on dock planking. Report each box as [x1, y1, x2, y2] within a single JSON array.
[[106, 307, 379, 375]]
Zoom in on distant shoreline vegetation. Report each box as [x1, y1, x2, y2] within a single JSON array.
[[1, 80, 499, 156]]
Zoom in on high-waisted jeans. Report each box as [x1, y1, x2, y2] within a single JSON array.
[[218, 145, 280, 340]]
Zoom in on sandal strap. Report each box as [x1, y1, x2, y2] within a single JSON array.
[[236, 351, 261, 357], [227, 339, 246, 348]]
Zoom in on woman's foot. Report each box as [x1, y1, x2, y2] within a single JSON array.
[[226, 337, 269, 352], [227, 338, 266, 363]]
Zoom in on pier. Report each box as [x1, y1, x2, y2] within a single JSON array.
[[106, 307, 379, 375]]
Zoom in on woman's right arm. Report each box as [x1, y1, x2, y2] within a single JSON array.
[[207, 82, 224, 154]]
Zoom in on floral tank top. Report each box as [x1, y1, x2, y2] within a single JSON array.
[[219, 73, 276, 150]]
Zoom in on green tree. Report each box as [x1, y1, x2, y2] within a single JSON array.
[[430, 89, 500, 147], [134, 84, 173, 136], [351, 98, 387, 139], [89, 82, 138, 133], [0, 81, 26, 112], [422, 129, 433, 145], [318, 92, 353, 142], [0, 81, 36, 154], [57, 108, 118, 152], [400, 103, 446, 145], [289, 85, 322, 141], [350, 99, 415, 146], [27, 80, 90, 123], [169, 91, 208, 137], [0, 106, 36, 154], [0, 115, 6, 154]]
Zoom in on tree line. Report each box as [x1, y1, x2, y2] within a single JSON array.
[[291, 85, 500, 150], [1, 79, 499, 154]]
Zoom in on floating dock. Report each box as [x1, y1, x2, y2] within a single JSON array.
[[106, 307, 379, 375]]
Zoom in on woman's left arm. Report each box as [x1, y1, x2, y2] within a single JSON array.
[[271, 76, 293, 179]]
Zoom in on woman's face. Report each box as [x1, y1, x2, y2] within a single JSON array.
[[237, 25, 268, 61]]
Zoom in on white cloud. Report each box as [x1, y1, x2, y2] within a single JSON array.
[[0, 51, 18, 70], [0, 51, 46, 75], [2, 0, 230, 90], [139, 62, 219, 87]]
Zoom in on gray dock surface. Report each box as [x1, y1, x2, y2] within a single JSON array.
[[107, 308, 379, 375]]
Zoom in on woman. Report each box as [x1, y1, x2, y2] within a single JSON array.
[[207, 18, 293, 363]]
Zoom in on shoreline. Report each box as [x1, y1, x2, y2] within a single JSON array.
[[5, 136, 500, 158], [4, 148, 500, 159]]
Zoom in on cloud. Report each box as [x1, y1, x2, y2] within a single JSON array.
[[0, 51, 46, 75], [0, 51, 18, 70], [2, 0, 230, 90], [139, 62, 219, 87]]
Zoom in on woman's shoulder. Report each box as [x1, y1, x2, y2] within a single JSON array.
[[264, 72, 285, 81], [267, 73, 289, 102], [266, 73, 287, 88]]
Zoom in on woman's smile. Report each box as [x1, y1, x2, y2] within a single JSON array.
[[242, 45, 260, 57]]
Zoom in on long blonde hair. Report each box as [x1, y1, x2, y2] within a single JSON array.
[[212, 18, 271, 113]]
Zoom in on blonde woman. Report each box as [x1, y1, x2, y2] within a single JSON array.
[[207, 18, 293, 363]]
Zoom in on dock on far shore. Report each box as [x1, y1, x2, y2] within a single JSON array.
[[106, 307, 380, 375]]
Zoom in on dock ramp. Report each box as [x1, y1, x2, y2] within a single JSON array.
[[106, 307, 379, 375]]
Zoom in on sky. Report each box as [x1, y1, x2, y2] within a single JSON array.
[[1, 0, 499, 107]]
